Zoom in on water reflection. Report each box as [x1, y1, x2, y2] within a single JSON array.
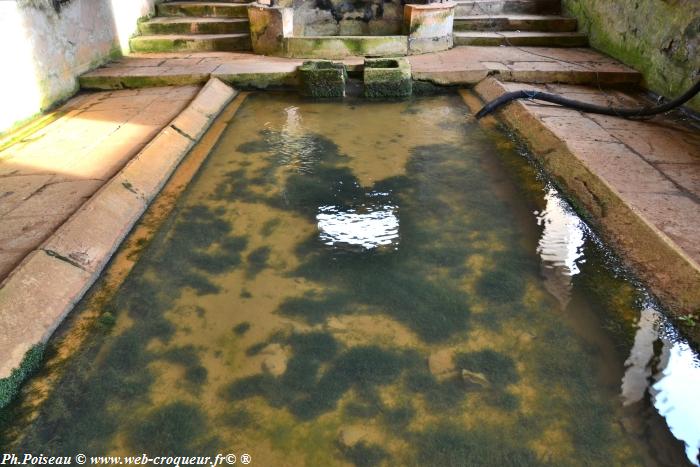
[[263, 105, 323, 174], [536, 186, 700, 465], [622, 307, 700, 465], [317, 199, 399, 250], [535, 186, 587, 307]]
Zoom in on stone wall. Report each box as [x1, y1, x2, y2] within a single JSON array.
[[291, 0, 405, 36], [0, 0, 159, 133], [562, 0, 699, 112]]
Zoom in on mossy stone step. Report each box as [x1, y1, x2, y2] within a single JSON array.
[[157, 2, 249, 18], [285, 36, 408, 59], [454, 15, 577, 32], [130, 33, 252, 53], [138, 17, 249, 35], [453, 31, 588, 47], [455, 0, 561, 17]]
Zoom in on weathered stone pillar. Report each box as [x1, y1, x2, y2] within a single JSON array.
[[247, 2, 293, 56], [403, 1, 455, 54]]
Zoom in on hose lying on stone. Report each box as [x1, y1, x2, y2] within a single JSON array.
[[475, 80, 700, 119]]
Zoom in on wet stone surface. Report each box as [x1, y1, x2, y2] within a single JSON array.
[[1, 93, 698, 466]]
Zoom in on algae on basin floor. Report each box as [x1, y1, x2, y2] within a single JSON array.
[[1, 94, 698, 467]]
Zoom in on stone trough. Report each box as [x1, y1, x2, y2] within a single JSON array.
[[364, 57, 412, 98], [248, 0, 455, 58], [299, 60, 347, 97]]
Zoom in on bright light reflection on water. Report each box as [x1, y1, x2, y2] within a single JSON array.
[[536, 185, 700, 466], [317, 202, 399, 250], [649, 310, 700, 465], [536, 186, 586, 308]]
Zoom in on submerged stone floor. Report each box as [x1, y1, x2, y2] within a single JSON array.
[[79, 46, 641, 89], [0, 45, 699, 388], [0, 86, 200, 281]]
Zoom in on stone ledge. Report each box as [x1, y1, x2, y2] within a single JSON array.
[[284, 36, 409, 59], [463, 78, 700, 325], [0, 78, 237, 384]]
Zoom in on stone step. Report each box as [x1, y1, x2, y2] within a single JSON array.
[[157, 2, 249, 18], [454, 14, 576, 32], [129, 33, 251, 53], [455, 0, 561, 17], [138, 17, 249, 35], [285, 36, 408, 59], [454, 31, 587, 47]]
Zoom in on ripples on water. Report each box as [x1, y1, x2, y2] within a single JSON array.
[[317, 192, 399, 250], [536, 186, 586, 308]]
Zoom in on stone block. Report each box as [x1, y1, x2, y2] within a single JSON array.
[[285, 36, 408, 59], [363, 57, 412, 98], [404, 2, 455, 54], [0, 250, 94, 380], [299, 60, 347, 98], [248, 3, 293, 56], [41, 176, 148, 274]]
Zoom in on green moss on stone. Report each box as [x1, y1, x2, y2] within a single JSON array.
[[0, 344, 45, 409], [364, 57, 412, 98], [299, 60, 347, 98]]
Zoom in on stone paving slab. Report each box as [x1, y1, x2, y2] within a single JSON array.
[[79, 47, 641, 90], [467, 79, 700, 315], [0, 86, 200, 280], [0, 250, 94, 382], [410, 46, 641, 85], [0, 79, 238, 382]]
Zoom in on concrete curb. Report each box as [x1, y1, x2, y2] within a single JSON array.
[[464, 79, 700, 321], [0, 78, 237, 381]]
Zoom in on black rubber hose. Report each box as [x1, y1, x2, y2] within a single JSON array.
[[475, 80, 700, 119]]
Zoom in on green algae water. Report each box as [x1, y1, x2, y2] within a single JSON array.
[[1, 93, 699, 466]]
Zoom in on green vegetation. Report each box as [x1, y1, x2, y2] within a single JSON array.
[[0, 202, 250, 452], [404, 368, 466, 411], [227, 332, 412, 420], [339, 441, 388, 467], [412, 424, 542, 467], [246, 246, 271, 277], [127, 402, 208, 455], [233, 322, 251, 335], [299, 61, 347, 98], [0, 345, 45, 410], [364, 57, 412, 98], [678, 314, 698, 328], [454, 350, 519, 386]]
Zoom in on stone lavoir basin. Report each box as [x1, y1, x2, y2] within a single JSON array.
[[1, 93, 699, 466], [248, 0, 455, 58]]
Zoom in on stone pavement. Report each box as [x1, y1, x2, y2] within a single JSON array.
[[410, 46, 640, 85], [0, 85, 200, 281], [468, 79, 700, 315], [0, 79, 237, 384], [79, 46, 641, 90]]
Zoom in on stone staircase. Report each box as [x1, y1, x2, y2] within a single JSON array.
[[453, 0, 587, 47], [130, 1, 252, 53]]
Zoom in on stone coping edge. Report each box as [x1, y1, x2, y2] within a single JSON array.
[[0, 78, 238, 393], [463, 79, 700, 326]]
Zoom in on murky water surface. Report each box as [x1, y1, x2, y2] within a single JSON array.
[[2, 94, 699, 466]]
